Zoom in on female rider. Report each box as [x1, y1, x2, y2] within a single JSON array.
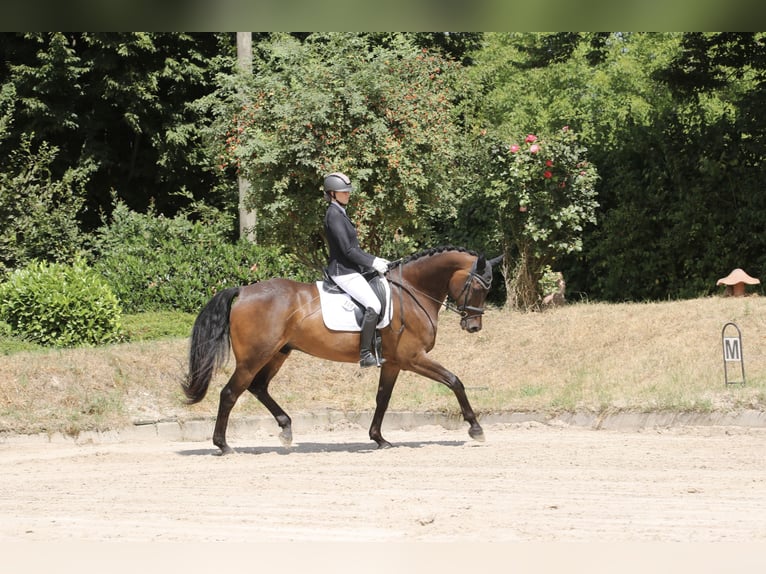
[[323, 172, 390, 367]]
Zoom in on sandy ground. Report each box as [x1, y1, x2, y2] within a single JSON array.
[[1, 420, 766, 547]]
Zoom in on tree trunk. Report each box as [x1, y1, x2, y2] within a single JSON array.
[[505, 245, 543, 311], [236, 32, 257, 242]]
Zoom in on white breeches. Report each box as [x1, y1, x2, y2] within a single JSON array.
[[330, 272, 381, 314]]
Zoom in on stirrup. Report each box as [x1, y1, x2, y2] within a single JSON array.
[[359, 349, 385, 368], [359, 351, 378, 368]]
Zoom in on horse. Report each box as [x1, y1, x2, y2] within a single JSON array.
[[182, 246, 503, 455]]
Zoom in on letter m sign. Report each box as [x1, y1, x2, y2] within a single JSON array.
[[721, 322, 745, 385], [723, 337, 741, 362]]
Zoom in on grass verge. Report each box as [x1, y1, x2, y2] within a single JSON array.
[[1, 297, 765, 436]]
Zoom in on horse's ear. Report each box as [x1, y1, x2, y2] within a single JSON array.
[[475, 254, 486, 274], [488, 254, 504, 268]]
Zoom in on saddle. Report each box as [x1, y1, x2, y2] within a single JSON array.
[[316, 270, 391, 332]]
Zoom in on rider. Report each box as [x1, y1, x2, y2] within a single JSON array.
[[323, 172, 390, 368]]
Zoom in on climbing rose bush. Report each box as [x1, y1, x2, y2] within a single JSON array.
[[487, 126, 599, 309]]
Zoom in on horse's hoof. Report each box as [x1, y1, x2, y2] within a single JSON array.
[[468, 427, 485, 442], [279, 428, 293, 448], [215, 446, 235, 456], [376, 440, 393, 449]]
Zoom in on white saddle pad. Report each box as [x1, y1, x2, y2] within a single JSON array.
[[316, 280, 392, 332]]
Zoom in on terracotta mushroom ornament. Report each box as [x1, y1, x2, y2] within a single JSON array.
[[716, 268, 760, 297]]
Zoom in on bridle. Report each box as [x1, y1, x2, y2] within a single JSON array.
[[387, 256, 495, 332], [452, 257, 494, 328]]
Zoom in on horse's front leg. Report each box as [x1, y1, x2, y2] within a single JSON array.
[[369, 364, 401, 449], [408, 352, 484, 442]]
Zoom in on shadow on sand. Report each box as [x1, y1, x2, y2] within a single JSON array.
[[177, 439, 471, 457]]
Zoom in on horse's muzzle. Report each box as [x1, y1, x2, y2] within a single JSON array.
[[461, 317, 483, 333]]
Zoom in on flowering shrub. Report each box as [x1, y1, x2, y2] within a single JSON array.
[[214, 34, 463, 263], [487, 126, 599, 309]]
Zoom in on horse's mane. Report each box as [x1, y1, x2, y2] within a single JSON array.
[[399, 245, 479, 265]]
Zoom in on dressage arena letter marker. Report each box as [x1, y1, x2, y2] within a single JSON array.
[[721, 322, 745, 385], [723, 338, 741, 362]]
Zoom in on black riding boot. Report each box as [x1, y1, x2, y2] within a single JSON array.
[[359, 307, 383, 368]]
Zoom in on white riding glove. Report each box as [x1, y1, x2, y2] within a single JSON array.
[[372, 257, 390, 275]]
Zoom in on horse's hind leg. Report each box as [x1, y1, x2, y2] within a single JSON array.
[[214, 366, 257, 455], [248, 349, 293, 447]]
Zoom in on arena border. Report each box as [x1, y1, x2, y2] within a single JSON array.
[[2, 408, 765, 446]]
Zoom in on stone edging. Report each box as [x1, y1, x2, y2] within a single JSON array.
[[3, 408, 765, 446]]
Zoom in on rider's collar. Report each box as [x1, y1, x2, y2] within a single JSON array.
[[331, 200, 348, 213]]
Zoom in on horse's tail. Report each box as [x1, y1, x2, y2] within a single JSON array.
[[182, 286, 241, 404]]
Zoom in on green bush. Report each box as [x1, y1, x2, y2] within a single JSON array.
[[91, 201, 315, 314], [0, 132, 94, 271], [0, 259, 122, 347]]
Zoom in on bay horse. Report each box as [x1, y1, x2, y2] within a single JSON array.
[[183, 246, 503, 455]]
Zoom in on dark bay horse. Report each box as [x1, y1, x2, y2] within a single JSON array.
[[183, 246, 503, 455]]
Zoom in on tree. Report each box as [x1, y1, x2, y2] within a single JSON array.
[[485, 127, 599, 309], [0, 82, 94, 271], [586, 33, 766, 300], [464, 33, 687, 302], [0, 137, 94, 272], [216, 33, 466, 268], [0, 32, 234, 230]]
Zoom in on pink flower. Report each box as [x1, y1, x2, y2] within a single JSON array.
[[543, 170, 553, 179], [562, 125, 569, 132], [525, 134, 537, 143], [509, 144, 520, 153], [529, 144, 540, 154], [545, 159, 554, 167]]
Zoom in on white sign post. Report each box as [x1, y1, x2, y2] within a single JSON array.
[[722, 322, 745, 385]]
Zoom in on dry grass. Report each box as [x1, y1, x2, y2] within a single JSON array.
[[2, 296, 766, 436]]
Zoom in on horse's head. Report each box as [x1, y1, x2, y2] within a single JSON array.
[[450, 253, 504, 333]]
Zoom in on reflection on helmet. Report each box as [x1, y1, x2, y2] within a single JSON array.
[[323, 172, 352, 193]]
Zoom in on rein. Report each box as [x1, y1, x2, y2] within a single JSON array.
[[387, 268, 435, 335]]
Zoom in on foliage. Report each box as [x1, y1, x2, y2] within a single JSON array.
[[485, 127, 599, 309], [410, 32, 484, 64], [584, 32, 766, 300], [0, 133, 94, 272], [467, 33, 696, 302], [214, 32, 466, 266], [0, 259, 122, 347], [91, 200, 314, 313], [0, 82, 93, 272], [0, 32, 235, 228], [3, 32, 766, 305], [467, 33, 680, 147]]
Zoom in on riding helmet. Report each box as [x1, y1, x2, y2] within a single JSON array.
[[323, 172, 353, 194]]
